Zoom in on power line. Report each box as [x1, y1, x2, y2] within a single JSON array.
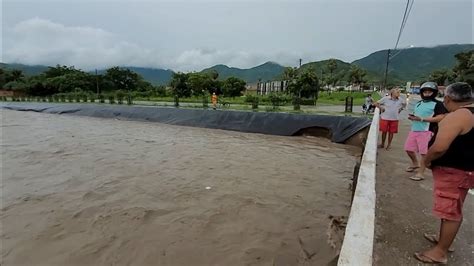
[[397, 0, 414, 50], [383, 0, 415, 89], [394, 0, 414, 51]]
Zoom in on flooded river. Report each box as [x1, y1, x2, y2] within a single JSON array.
[[1, 110, 360, 265]]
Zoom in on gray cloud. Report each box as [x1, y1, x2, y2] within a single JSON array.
[[3, 18, 312, 71], [2, 0, 472, 72]]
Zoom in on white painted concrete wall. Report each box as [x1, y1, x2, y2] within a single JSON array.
[[338, 108, 379, 266]]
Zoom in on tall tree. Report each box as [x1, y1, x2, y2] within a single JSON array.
[[429, 69, 453, 86], [0, 69, 7, 88], [325, 59, 339, 89], [327, 59, 337, 80], [222, 77, 246, 97], [348, 65, 367, 90], [187, 72, 215, 96], [452, 50, 474, 87], [43, 65, 78, 79], [287, 68, 320, 100], [104, 67, 140, 92], [282, 67, 298, 81], [170, 72, 191, 97], [9, 69, 25, 82]]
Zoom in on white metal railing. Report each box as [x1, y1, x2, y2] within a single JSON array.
[[338, 108, 380, 265]]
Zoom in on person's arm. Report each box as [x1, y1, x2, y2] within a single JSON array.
[[408, 102, 448, 122], [425, 110, 470, 166], [399, 99, 406, 113], [408, 114, 446, 123], [374, 98, 385, 111]]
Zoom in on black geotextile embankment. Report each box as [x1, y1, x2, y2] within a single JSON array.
[[0, 103, 371, 143]]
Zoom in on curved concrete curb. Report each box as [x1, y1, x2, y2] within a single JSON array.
[[338, 109, 379, 265]]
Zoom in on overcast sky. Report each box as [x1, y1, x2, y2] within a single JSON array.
[[2, 0, 473, 71]]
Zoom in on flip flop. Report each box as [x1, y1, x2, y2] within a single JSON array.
[[405, 166, 419, 172], [409, 174, 425, 181], [423, 233, 455, 252], [414, 252, 447, 265]]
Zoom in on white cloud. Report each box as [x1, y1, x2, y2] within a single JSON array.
[[4, 18, 161, 70], [4, 18, 306, 72]]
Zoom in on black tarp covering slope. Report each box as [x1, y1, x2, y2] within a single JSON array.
[[1, 103, 371, 143]]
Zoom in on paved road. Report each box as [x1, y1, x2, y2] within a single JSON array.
[[373, 108, 474, 265]]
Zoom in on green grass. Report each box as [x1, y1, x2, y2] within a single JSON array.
[[138, 91, 380, 106], [317, 91, 380, 105], [2, 92, 374, 117]]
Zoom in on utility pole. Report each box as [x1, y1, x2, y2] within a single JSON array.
[[95, 69, 99, 98], [299, 58, 302, 68], [383, 49, 391, 90]]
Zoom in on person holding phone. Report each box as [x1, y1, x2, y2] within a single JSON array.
[[405, 82, 448, 181]]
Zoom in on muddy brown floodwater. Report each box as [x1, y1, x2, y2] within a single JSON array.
[[1, 110, 360, 266]]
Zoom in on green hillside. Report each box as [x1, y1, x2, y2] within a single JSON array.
[[2, 44, 471, 85], [202, 62, 285, 83], [353, 44, 474, 82], [97, 67, 174, 85], [0, 63, 49, 76]]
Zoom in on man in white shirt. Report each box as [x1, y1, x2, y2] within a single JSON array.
[[374, 88, 406, 150]]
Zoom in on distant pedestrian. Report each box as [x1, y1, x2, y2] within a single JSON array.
[[363, 94, 375, 113], [211, 92, 218, 110], [375, 88, 406, 150], [414, 82, 474, 264]]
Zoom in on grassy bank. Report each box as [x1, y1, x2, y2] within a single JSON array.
[[135, 91, 380, 106]]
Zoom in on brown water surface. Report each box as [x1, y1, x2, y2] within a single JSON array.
[[1, 110, 360, 265]]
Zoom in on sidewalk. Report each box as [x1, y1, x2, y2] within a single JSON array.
[[373, 111, 474, 265]]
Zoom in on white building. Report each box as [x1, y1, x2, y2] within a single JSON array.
[[256, 80, 289, 95]]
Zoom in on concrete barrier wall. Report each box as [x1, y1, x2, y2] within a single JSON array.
[[338, 108, 379, 265]]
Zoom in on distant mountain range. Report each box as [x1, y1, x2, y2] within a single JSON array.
[[96, 67, 174, 85], [352, 44, 474, 82], [0, 63, 49, 76], [202, 62, 285, 84], [2, 44, 472, 85]]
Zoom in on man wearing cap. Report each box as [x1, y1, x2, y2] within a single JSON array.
[[405, 82, 448, 181]]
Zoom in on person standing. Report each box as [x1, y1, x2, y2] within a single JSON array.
[[405, 82, 448, 180], [375, 88, 406, 150], [211, 92, 218, 110], [364, 94, 375, 113], [414, 82, 474, 264]]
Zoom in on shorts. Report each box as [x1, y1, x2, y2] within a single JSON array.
[[432, 166, 474, 221], [404, 131, 433, 155], [379, 119, 399, 133]]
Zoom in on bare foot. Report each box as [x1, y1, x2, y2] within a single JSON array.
[[378, 144, 385, 149], [385, 145, 391, 150]]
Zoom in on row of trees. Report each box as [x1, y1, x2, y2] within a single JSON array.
[[169, 71, 246, 98], [284, 60, 369, 91], [0, 65, 162, 97], [321, 59, 369, 89], [0, 65, 249, 98], [7, 50, 470, 100], [428, 50, 474, 87], [277, 61, 368, 99]]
